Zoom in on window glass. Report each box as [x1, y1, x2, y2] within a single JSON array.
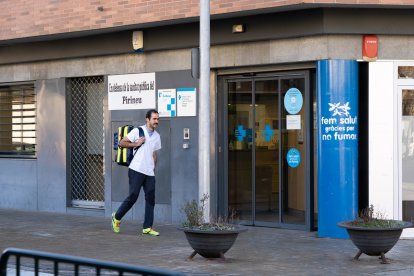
[[0, 84, 36, 156]]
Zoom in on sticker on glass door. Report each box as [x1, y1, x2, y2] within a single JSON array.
[[286, 148, 301, 168], [284, 88, 303, 114]]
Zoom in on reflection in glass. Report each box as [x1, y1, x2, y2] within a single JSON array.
[[402, 89, 414, 222], [0, 86, 36, 155], [228, 81, 253, 221], [255, 80, 279, 223], [398, 66, 414, 79], [312, 72, 318, 228]]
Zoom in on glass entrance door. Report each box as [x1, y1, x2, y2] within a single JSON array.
[[227, 80, 253, 221], [280, 78, 307, 225], [399, 86, 414, 237], [225, 73, 310, 229], [254, 79, 279, 223]]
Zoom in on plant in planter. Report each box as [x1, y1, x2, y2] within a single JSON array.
[[179, 194, 247, 260], [338, 205, 413, 264]]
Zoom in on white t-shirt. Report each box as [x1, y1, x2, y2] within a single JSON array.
[[127, 125, 161, 176]]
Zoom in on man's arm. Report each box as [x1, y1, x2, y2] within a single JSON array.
[[119, 136, 145, 148], [153, 151, 157, 165]]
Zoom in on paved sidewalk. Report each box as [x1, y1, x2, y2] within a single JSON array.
[[1, 208, 414, 276]]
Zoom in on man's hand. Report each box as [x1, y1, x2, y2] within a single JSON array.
[[135, 136, 145, 147]]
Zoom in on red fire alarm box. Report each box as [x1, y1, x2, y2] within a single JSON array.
[[363, 35, 378, 61]]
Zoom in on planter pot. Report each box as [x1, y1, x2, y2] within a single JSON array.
[[338, 220, 413, 264], [178, 226, 248, 260]]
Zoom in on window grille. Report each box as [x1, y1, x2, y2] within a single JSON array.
[[68, 77, 105, 208], [0, 83, 36, 157]]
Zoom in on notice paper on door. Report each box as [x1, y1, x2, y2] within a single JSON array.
[[286, 115, 301, 130]]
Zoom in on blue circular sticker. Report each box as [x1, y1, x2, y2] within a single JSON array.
[[284, 88, 303, 115], [286, 148, 300, 168]]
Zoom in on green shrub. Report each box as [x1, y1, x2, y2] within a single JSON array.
[[181, 193, 236, 231], [348, 205, 405, 228]]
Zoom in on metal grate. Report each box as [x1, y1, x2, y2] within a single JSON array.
[[68, 77, 105, 208]]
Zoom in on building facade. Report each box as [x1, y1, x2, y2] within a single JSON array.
[[1, 1, 414, 238]]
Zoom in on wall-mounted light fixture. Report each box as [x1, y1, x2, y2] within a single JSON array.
[[232, 24, 245, 33]]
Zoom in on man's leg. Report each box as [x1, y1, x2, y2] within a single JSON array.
[[115, 169, 145, 220], [142, 176, 158, 235]]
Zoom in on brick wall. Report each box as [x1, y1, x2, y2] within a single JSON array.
[[0, 0, 412, 41]]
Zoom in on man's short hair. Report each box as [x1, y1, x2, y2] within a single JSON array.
[[146, 109, 159, 119]]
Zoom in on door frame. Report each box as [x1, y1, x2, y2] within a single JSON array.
[[217, 70, 314, 231]]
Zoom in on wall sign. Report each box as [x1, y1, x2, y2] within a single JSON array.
[[158, 89, 176, 117], [321, 102, 357, 142], [108, 73, 155, 110], [177, 88, 196, 117]]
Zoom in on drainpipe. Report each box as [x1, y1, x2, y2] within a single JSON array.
[[199, 0, 210, 222]]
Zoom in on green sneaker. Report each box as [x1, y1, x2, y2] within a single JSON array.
[[142, 227, 160, 236], [112, 213, 121, 233]]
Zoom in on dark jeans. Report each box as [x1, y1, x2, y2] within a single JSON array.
[[115, 169, 155, 229]]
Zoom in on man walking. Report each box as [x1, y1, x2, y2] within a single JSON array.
[[112, 109, 162, 236]]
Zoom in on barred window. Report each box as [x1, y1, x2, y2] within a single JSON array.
[[0, 83, 36, 157]]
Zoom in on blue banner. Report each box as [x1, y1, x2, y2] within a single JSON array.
[[317, 60, 359, 238]]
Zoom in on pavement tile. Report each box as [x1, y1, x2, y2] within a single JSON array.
[[1, 209, 414, 276]]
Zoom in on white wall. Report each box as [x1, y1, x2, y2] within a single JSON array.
[[369, 61, 396, 219]]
